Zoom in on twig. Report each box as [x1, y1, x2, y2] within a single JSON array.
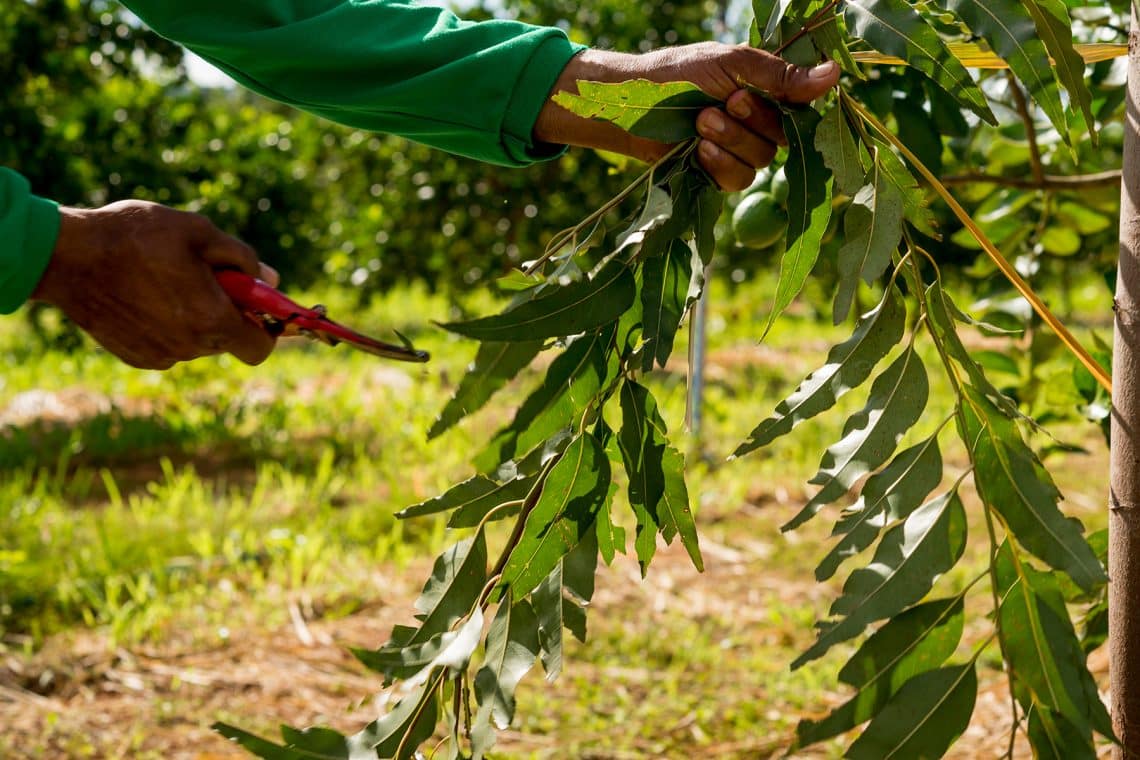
[[773, 0, 843, 55], [939, 170, 1122, 191], [1007, 73, 1044, 185]]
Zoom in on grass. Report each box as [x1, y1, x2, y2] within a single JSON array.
[[0, 272, 1113, 758]]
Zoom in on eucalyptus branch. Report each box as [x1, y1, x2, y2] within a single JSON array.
[[1006, 73, 1044, 186], [488, 453, 563, 580], [939, 170, 1122, 191], [841, 91, 1112, 394]]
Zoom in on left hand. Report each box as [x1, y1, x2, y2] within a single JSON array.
[[535, 42, 840, 191]]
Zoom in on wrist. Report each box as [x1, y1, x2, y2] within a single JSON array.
[[32, 206, 99, 307]]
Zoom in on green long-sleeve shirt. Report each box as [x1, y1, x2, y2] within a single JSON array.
[[1, 0, 583, 313]]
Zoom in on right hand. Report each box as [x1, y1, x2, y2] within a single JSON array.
[[32, 200, 278, 370]]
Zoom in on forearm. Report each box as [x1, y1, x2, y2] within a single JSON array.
[[0, 168, 61, 314], [122, 0, 584, 167]]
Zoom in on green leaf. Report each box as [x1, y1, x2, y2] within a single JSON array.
[[994, 543, 1113, 742], [396, 474, 534, 528], [938, 0, 1068, 143], [279, 728, 355, 760], [960, 387, 1106, 591], [617, 381, 704, 572], [531, 563, 587, 680], [356, 679, 440, 760], [751, 0, 779, 46], [874, 139, 938, 238], [817, 434, 943, 581], [475, 328, 618, 473], [843, 0, 995, 124], [793, 491, 967, 667], [551, 79, 719, 143], [810, 11, 862, 78], [354, 609, 484, 684], [846, 663, 977, 759], [439, 259, 635, 342], [692, 181, 723, 268], [1027, 706, 1097, 760], [641, 238, 692, 371], [500, 433, 611, 598], [784, 343, 929, 531], [563, 523, 599, 605], [764, 107, 834, 337], [471, 597, 540, 759], [596, 483, 625, 566], [735, 288, 905, 457], [832, 162, 906, 324], [816, 102, 866, 198], [213, 725, 318, 760], [794, 597, 964, 748], [428, 340, 543, 440]]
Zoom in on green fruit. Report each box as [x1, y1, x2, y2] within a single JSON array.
[[768, 167, 790, 205], [733, 192, 788, 249]]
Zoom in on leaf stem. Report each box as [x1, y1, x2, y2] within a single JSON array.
[[773, 0, 843, 56], [938, 169, 1122, 191], [842, 92, 1112, 394]]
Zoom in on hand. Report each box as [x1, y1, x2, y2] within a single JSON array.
[[32, 200, 278, 370], [535, 42, 840, 191]]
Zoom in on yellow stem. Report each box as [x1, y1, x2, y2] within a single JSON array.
[[851, 42, 1126, 69], [843, 94, 1112, 394]]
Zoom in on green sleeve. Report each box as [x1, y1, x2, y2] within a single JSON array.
[[0, 168, 61, 314], [123, 0, 586, 167]]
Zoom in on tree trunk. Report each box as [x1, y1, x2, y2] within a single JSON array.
[[1111, 7, 1140, 757]]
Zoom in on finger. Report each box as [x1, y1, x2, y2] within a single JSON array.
[[697, 108, 778, 170], [730, 48, 839, 104], [195, 225, 262, 278], [227, 324, 276, 365], [726, 91, 787, 147], [259, 263, 280, 287], [698, 140, 757, 192]]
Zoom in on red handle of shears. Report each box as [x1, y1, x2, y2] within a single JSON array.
[[215, 270, 429, 363]]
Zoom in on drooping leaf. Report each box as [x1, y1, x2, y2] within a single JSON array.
[[471, 597, 540, 759], [617, 381, 704, 572], [810, 10, 862, 78], [783, 343, 929, 532], [428, 340, 543, 440], [354, 534, 487, 682], [846, 663, 977, 759], [764, 107, 834, 337], [279, 728, 355, 760], [439, 259, 635, 342], [960, 387, 1106, 591], [794, 491, 967, 667], [832, 162, 906, 324], [994, 542, 1113, 741], [692, 181, 723, 268], [531, 564, 587, 680], [563, 523, 599, 605], [843, 0, 995, 124], [937, 0, 1068, 142], [873, 139, 938, 238], [735, 287, 905, 457], [475, 328, 618, 473], [213, 724, 326, 760], [794, 596, 964, 748], [500, 433, 611, 598], [641, 238, 692, 371], [354, 609, 484, 685], [551, 79, 719, 143], [1022, 0, 1095, 139], [596, 483, 626, 566], [816, 102, 866, 198], [1027, 705, 1097, 760], [817, 434, 943, 581], [751, 0, 779, 46], [355, 679, 440, 760], [396, 474, 534, 529]]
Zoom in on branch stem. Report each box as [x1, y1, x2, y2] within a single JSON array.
[[939, 170, 1122, 191], [1007, 73, 1045, 186]]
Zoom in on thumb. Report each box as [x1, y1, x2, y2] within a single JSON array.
[[198, 233, 263, 278], [734, 49, 839, 104]]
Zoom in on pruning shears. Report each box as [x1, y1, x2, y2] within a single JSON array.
[[214, 270, 430, 363]]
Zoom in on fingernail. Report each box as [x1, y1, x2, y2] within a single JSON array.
[[699, 141, 720, 161], [703, 111, 726, 134], [728, 98, 751, 119], [809, 61, 838, 81]]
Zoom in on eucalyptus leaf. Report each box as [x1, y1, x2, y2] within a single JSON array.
[[641, 238, 692, 371], [500, 433, 611, 598], [784, 343, 929, 532], [816, 102, 866, 197], [439, 259, 635, 342], [596, 483, 626, 565], [471, 597, 540, 759], [551, 79, 719, 143], [214, 725, 326, 760], [817, 434, 942, 581], [843, 0, 995, 124], [736, 288, 905, 457], [846, 663, 977, 759], [938, 0, 1068, 143], [794, 596, 964, 748], [476, 328, 618, 473], [832, 162, 906, 324], [794, 491, 966, 667], [764, 107, 833, 337], [1027, 705, 1097, 760], [428, 340, 543, 440], [618, 381, 704, 572], [396, 474, 533, 528], [960, 387, 1106, 591], [356, 679, 440, 760]]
